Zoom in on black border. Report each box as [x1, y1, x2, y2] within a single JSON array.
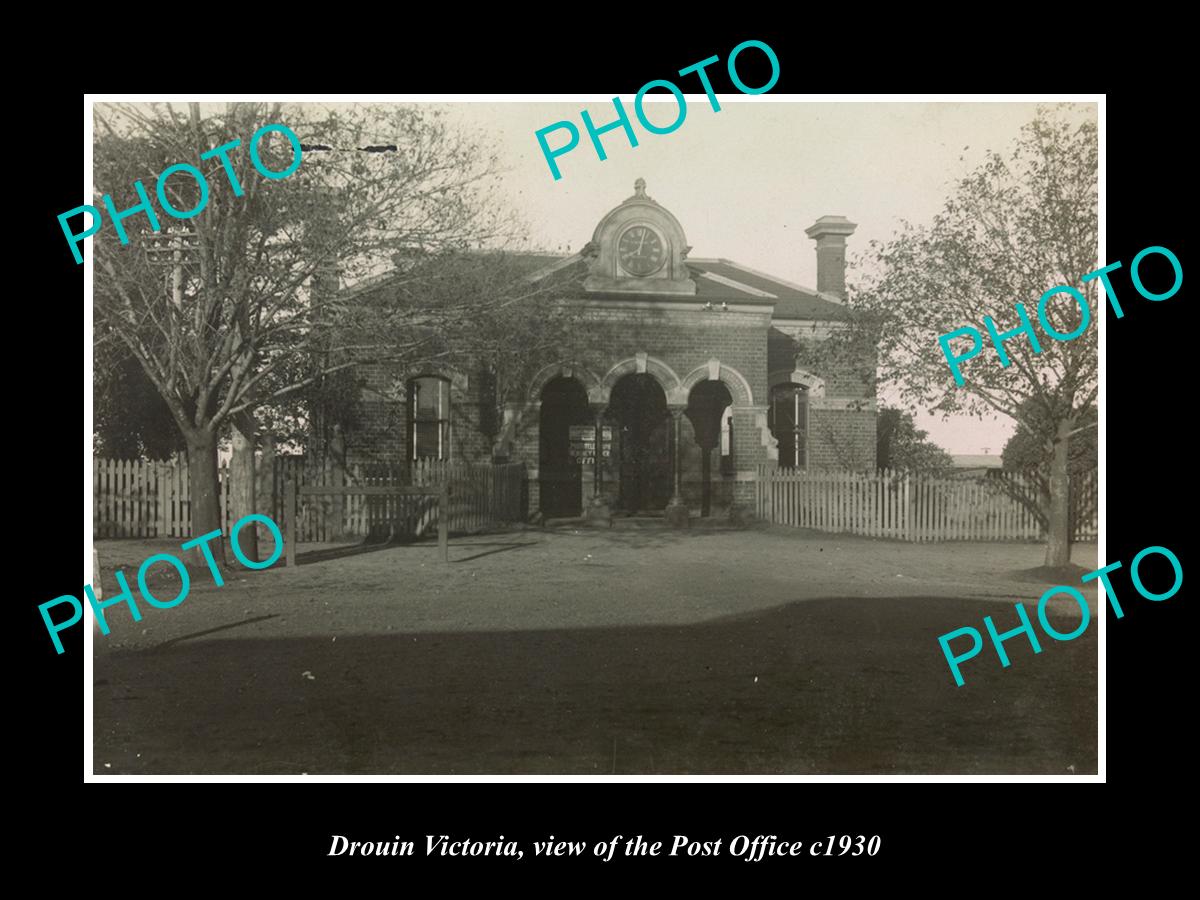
[[20, 28, 1191, 882]]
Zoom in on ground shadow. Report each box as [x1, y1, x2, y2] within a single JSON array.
[[151, 614, 280, 650], [295, 540, 421, 566], [94, 594, 1097, 776], [452, 542, 540, 563]]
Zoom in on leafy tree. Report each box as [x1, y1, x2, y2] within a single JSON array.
[[841, 105, 1097, 566], [1002, 400, 1097, 476], [877, 407, 955, 474], [92, 101, 541, 563], [1000, 401, 1097, 543], [94, 339, 186, 460]]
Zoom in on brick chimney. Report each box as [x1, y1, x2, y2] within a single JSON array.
[[805, 215, 858, 301]]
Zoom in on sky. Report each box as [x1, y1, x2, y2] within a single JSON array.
[[440, 98, 1097, 456]]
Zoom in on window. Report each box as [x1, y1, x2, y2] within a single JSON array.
[[769, 384, 808, 469], [408, 376, 450, 460]]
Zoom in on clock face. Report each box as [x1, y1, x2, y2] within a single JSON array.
[[617, 225, 666, 277]]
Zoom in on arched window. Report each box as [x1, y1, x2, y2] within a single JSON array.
[[769, 384, 808, 469], [408, 376, 450, 460]]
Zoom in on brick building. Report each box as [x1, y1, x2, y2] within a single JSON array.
[[337, 179, 876, 523]]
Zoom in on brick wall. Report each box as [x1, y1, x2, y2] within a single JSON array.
[[494, 304, 777, 517], [767, 325, 876, 472], [768, 326, 874, 399], [570, 306, 770, 400], [344, 361, 497, 473], [809, 408, 877, 470], [333, 301, 876, 515]]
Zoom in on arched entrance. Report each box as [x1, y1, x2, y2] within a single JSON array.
[[608, 373, 671, 514], [686, 380, 734, 517], [539, 376, 592, 517]]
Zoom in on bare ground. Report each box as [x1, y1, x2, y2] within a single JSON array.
[[91, 525, 1098, 775]]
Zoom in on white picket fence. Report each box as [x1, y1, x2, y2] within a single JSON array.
[[93, 455, 525, 540], [92, 457, 234, 539], [755, 467, 1097, 543]]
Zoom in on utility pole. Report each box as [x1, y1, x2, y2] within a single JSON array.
[[144, 228, 199, 306]]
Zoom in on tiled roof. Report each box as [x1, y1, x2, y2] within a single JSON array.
[[339, 251, 577, 300], [342, 251, 849, 323], [686, 259, 851, 321]]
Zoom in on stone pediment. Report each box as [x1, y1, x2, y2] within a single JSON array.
[[583, 178, 697, 295]]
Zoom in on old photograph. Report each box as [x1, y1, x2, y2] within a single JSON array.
[[87, 99, 1099, 775]]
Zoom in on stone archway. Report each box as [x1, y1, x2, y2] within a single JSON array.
[[679, 358, 754, 408], [528, 361, 605, 406], [599, 353, 683, 406]]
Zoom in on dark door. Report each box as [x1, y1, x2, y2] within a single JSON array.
[[609, 373, 671, 514], [539, 376, 591, 517]]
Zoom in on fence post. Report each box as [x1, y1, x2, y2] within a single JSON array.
[[330, 426, 346, 541], [285, 479, 297, 568], [439, 483, 450, 563], [762, 465, 773, 523]]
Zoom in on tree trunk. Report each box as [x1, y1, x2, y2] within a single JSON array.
[[1043, 418, 1072, 568], [186, 427, 226, 567], [257, 433, 277, 555], [231, 413, 258, 562]]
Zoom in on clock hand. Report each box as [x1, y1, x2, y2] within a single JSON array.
[[637, 230, 646, 255]]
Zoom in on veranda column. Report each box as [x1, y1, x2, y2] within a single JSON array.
[[585, 404, 612, 526], [665, 406, 690, 528]]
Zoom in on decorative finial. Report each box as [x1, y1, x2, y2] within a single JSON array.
[[634, 177, 647, 197]]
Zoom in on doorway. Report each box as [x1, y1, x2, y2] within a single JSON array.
[[686, 380, 734, 517], [608, 373, 671, 514], [539, 376, 591, 517]]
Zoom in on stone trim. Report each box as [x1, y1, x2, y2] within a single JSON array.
[[768, 366, 826, 398], [810, 397, 876, 412], [600, 354, 683, 404], [678, 358, 755, 407], [527, 361, 605, 405], [753, 408, 779, 461], [402, 364, 468, 392], [772, 320, 846, 340]]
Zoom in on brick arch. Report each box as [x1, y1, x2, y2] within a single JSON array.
[[600, 354, 683, 405], [680, 359, 754, 408], [527, 361, 605, 405]]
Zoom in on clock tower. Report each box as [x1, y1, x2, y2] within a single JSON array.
[[582, 178, 698, 295]]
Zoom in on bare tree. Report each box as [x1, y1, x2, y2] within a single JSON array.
[[92, 101, 532, 563]]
